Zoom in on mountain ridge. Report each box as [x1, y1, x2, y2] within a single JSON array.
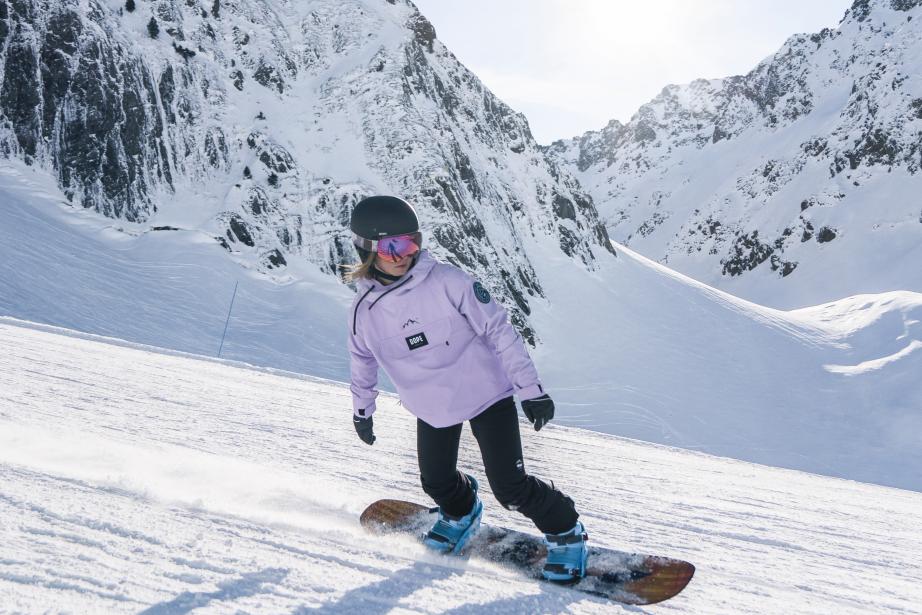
[[547, 0, 922, 309]]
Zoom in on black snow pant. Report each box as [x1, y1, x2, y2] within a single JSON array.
[[417, 396, 579, 535]]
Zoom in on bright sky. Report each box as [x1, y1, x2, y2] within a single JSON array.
[[411, 0, 854, 144]]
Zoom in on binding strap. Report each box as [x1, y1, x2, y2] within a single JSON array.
[[425, 531, 452, 545], [546, 531, 588, 546], [544, 563, 579, 574]]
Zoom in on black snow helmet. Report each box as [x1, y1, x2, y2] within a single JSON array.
[[350, 195, 419, 240]]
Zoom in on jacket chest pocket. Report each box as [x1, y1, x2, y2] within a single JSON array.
[[379, 316, 453, 360]]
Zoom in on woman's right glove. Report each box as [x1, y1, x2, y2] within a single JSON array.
[[353, 413, 376, 445]]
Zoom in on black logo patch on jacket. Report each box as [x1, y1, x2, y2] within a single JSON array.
[[473, 281, 491, 304], [405, 332, 429, 350]]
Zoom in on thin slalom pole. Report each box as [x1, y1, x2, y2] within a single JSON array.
[[218, 280, 238, 358]]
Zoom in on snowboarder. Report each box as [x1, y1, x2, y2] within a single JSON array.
[[345, 195, 589, 583]]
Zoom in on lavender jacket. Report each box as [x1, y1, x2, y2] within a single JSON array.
[[348, 250, 544, 428]]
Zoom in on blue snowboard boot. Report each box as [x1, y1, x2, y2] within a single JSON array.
[[423, 475, 483, 554], [542, 520, 589, 583]]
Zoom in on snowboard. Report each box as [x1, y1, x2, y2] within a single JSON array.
[[360, 499, 695, 606]]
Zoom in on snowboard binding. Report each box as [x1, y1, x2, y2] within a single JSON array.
[[423, 475, 483, 554], [542, 520, 589, 584]]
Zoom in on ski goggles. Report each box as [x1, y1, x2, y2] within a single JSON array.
[[353, 231, 422, 262]]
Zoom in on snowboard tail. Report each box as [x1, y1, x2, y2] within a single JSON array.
[[360, 499, 695, 606]]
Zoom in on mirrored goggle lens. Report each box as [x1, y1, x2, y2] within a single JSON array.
[[352, 232, 422, 261], [376, 232, 421, 262]]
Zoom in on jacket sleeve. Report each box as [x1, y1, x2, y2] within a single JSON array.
[[348, 305, 379, 418], [448, 268, 545, 401]]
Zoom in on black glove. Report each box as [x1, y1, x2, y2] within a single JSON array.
[[521, 394, 554, 431], [353, 413, 376, 445]]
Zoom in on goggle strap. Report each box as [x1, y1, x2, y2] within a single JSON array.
[[353, 233, 378, 252]]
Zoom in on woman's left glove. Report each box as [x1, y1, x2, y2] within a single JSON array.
[[521, 394, 555, 431], [353, 414, 376, 445]]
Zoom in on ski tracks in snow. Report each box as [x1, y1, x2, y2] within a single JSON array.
[[1, 319, 922, 613]]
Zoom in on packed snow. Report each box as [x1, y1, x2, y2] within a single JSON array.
[[2, 317, 922, 613]]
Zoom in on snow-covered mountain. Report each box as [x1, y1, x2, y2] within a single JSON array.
[[548, 0, 922, 309], [4, 160, 921, 492], [2, 317, 922, 613], [0, 0, 614, 342]]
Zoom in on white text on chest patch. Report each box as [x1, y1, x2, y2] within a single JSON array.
[[405, 332, 429, 350]]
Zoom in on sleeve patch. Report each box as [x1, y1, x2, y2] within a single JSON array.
[[473, 281, 491, 304]]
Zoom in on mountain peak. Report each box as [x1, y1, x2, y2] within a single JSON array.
[[847, 0, 922, 22]]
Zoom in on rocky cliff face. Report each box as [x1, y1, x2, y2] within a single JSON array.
[[548, 0, 922, 307], [1, 0, 176, 219], [0, 0, 614, 343]]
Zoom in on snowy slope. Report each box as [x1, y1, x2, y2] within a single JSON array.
[[548, 0, 922, 309], [3, 159, 922, 492], [2, 318, 922, 613], [530, 243, 922, 492], [0, 160, 353, 382]]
